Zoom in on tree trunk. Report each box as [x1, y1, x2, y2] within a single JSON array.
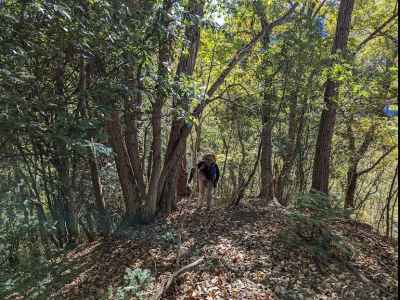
[[53, 50, 78, 244], [143, 0, 174, 220], [345, 165, 358, 208], [254, 2, 298, 203], [276, 87, 300, 205], [311, 0, 355, 194], [159, 0, 205, 212], [79, 57, 110, 235], [386, 165, 398, 238], [124, 66, 146, 199], [106, 112, 140, 224], [260, 109, 274, 202], [259, 24, 274, 203], [88, 150, 110, 235]]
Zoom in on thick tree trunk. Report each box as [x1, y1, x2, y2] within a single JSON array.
[[311, 0, 355, 194], [176, 146, 190, 198], [124, 66, 146, 199], [159, 0, 205, 212]]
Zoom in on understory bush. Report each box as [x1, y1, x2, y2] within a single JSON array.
[[106, 268, 153, 300], [284, 192, 354, 263]]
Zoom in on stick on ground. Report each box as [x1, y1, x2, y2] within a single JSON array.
[[154, 257, 204, 300]]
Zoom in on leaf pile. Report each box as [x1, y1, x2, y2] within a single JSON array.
[[5, 199, 398, 299]]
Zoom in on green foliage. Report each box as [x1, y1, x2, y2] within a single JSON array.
[[0, 185, 47, 266], [0, 0, 398, 296], [284, 193, 354, 263], [107, 268, 153, 300], [160, 231, 177, 244]]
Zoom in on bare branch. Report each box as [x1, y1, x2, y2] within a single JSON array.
[[355, 12, 398, 53], [312, 0, 328, 19], [154, 257, 204, 300], [357, 146, 397, 176], [271, 3, 299, 27]]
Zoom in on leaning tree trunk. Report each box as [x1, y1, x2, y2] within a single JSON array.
[[159, 0, 205, 212], [311, 0, 355, 194]]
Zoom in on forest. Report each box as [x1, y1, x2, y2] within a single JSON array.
[[0, 0, 398, 299]]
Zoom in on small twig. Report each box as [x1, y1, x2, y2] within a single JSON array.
[[154, 257, 204, 300]]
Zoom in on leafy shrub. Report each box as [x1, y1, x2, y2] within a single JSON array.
[[107, 268, 152, 300], [160, 231, 177, 244], [284, 192, 354, 263]]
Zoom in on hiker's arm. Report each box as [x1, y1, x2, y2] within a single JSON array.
[[214, 164, 220, 187], [188, 168, 194, 184]]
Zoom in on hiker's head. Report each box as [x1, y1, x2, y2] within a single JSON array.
[[202, 153, 216, 163]]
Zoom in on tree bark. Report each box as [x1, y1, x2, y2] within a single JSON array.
[[159, 0, 205, 212], [53, 50, 78, 244], [311, 0, 355, 194], [255, 2, 298, 203], [106, 112, 140, 223], [276, 86, 302, 205], [143, 0, 174, 220], [260, 102, 274, 202]]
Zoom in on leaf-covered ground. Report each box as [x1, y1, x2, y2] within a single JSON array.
[[4, 199, 398, 300]]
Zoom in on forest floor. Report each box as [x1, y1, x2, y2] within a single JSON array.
[[3, 199, 398, 300]]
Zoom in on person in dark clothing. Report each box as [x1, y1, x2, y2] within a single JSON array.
[[188, 153, 220, 209]]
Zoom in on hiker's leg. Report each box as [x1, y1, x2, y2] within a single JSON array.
[[206, 181, 213, 209], [210, 184, 215, 207], [198, 176, 205, 207]]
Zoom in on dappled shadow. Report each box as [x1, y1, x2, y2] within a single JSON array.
[[8, 198, 396, 299]]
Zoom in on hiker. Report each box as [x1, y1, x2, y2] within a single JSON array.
[[188, 153, 220, 209], [383, 99, 398, 117]]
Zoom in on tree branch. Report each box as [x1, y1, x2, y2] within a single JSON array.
[[357, 146, 396, 176], [154, 257, 204, 300], [355, 12, 398, 53], [271, 3, 299, 27], [312, 0, 328, 19], [203, 2, 298, 104], [232, 140, 262, 206]]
